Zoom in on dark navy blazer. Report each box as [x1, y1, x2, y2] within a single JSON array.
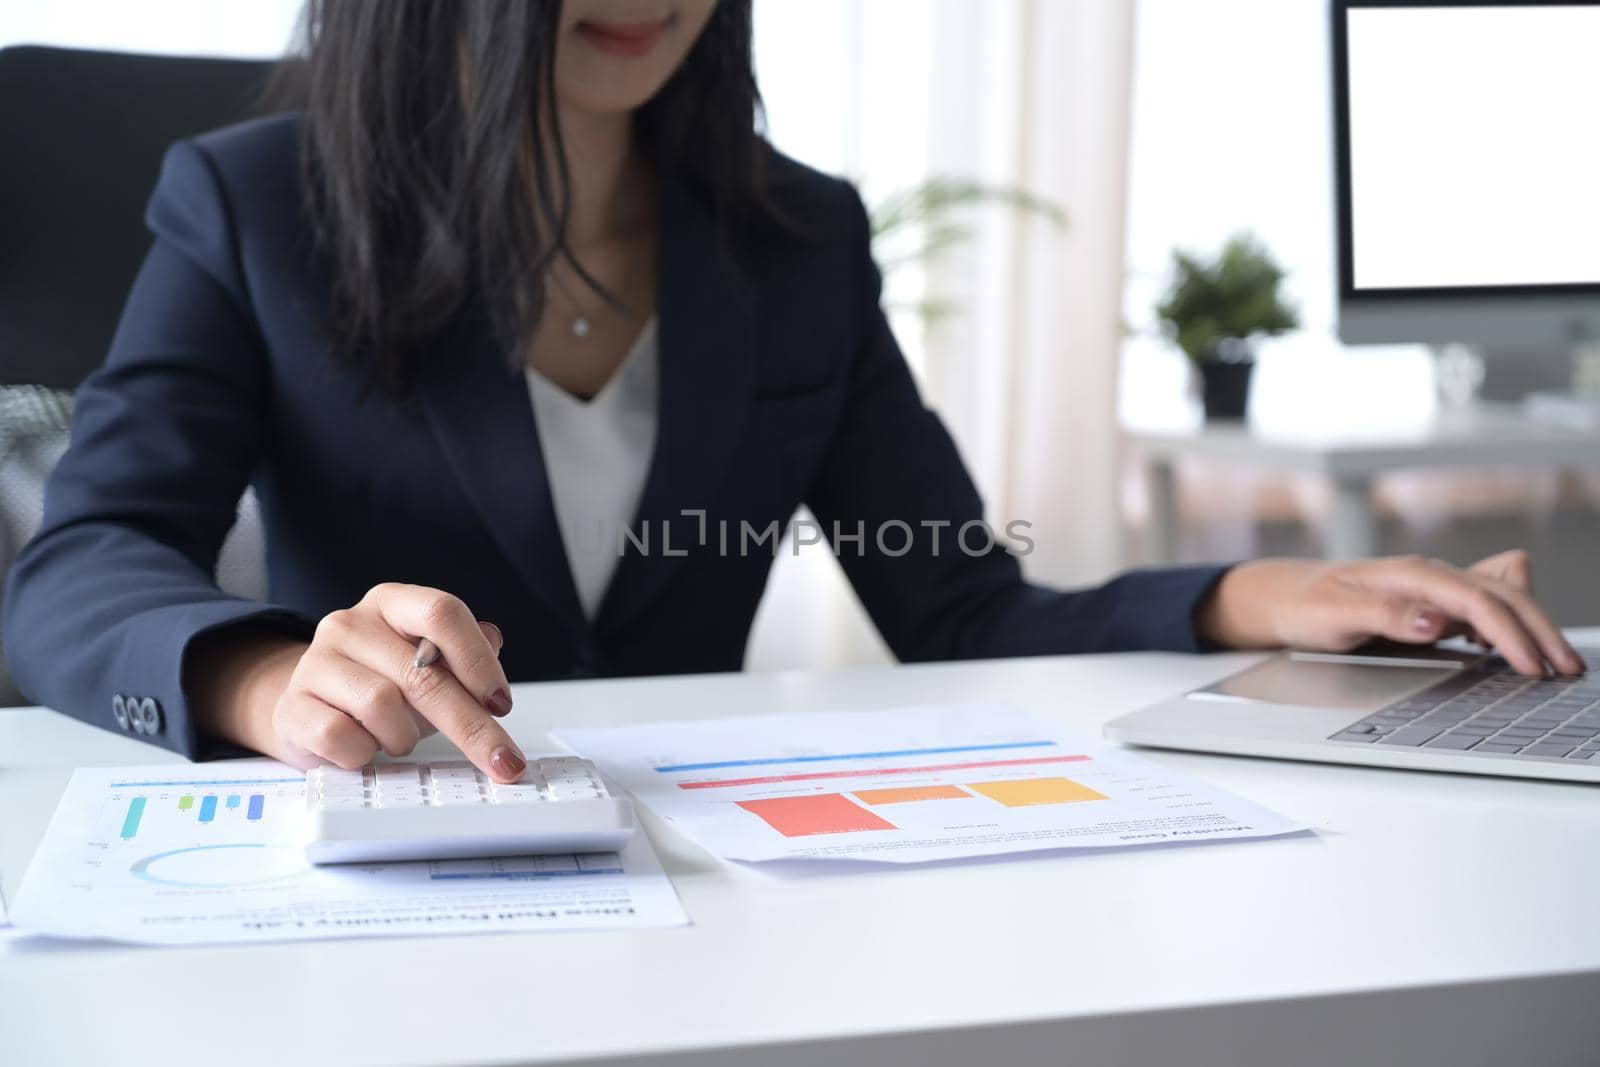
[[2, 113, 1226, 759]]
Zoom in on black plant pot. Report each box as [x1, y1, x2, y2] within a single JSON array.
[[1197, 358, 1255, 421]]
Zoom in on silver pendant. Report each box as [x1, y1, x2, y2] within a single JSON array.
[[572, 316, 592, 339]]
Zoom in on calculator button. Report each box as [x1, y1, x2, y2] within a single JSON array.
[[489, 787, 546, 803], [373, 793, 426, 808], [317, 795, 369, 809], [430, 780, 483, 794], [314, 767, 366, 782], [425, 783, 480, 799], [431, 792, 487, 806]]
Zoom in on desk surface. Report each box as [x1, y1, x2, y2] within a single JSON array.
[[5, 650, 1600, 1067]]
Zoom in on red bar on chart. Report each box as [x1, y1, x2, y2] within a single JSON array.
[[737, 794, 897, 837]]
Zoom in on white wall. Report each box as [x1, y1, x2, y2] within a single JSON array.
[[0, 0, 302, 56], [1122, 0, 1435, 436]]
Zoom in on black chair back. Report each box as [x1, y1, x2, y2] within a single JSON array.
[[0, 45, 275, 389], [0, 46, 277, 705]]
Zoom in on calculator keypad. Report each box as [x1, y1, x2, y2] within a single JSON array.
[[306, 758, 609, 809]]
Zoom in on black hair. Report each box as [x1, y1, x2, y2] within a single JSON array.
[[276, 0, 767, 396]]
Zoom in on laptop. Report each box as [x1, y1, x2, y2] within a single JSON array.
[[1104, 645, 1600, 783]]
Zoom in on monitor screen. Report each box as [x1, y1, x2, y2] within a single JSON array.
[[1341, 3, 1600, 294]]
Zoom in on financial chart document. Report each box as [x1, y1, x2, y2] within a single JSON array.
[[11, 759, 685, 945], [556, 704, 1305, 863]]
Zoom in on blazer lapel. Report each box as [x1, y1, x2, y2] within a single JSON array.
[[598, 175, 760, 634], [415, 310, 588, 640]]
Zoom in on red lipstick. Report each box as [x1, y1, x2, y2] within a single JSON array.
[[576, 18, 671, 58]]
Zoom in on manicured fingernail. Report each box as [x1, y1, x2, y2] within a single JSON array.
[[487, 687, 513, 717], [490, 745, 526, 781], [482, 621, 503, 649], [1413, 610, 1442, 632]]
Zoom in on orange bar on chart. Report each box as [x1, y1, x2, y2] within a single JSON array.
[[737, 794, 897, 837], [968, 777, 1108, 807], [853, 784, 971, 806]]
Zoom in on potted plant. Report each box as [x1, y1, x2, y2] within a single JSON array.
[[1155, 233, 1298, 420]]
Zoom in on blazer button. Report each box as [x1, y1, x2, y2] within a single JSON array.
[[137, 697, 163, 735], [112, 694, 130, 731]]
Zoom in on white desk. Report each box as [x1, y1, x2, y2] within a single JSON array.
[[1128, 404, 1600, 561], [5, 650, 1600, 1067]]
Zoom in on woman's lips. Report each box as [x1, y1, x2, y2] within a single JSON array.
[[576, 18, 671, 58]]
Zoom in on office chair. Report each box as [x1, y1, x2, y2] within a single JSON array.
[[0, 46, 278, 705]]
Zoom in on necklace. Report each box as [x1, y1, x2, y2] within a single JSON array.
[[547, 267, 596, 340]]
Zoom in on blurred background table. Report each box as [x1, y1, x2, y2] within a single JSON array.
[[1128, 403, 1600, 562]]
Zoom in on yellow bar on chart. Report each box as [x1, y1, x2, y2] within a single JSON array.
[[853, 784, 971, 806], [968, 777, 1107, 807]]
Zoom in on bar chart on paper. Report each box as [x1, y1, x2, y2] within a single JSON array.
[[104, 772, 307, 886], [10, 759, 685, 945], [556, 704, 1306, 863]]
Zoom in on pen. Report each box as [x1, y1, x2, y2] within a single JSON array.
[[414, 637, 441, 669]]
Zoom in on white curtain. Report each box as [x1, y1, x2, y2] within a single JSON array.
[[745, 0, 1138, 670]]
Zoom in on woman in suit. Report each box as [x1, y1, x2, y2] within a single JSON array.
[[3, 0, 1580, 783]]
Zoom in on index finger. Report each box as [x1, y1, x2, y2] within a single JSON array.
[[399, 654, 527, 783], [366, 584, 513, 716], [1361, 559, 1552, 676], [1475, 574, 1585, 676], [362, 585, 524, 782], [336, 618, 527, 782]]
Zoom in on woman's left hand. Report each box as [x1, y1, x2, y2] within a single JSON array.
[[1197, 549, 1585, 677]]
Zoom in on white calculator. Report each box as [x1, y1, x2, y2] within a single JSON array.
[[301, 756, 636, 864]]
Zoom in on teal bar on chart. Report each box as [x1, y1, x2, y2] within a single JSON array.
[[198, 795, 218, 823], [120, 797, 146, 839], [225, 795, 240, 809]]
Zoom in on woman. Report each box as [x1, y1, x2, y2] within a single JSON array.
[[2, 0, 1581, 784]]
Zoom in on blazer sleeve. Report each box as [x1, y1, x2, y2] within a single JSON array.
[[803, 182, 1230, 661], [1, 140, 316, 758]]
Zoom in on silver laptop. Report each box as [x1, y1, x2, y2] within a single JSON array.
[[1105, 645, 1600, 783]]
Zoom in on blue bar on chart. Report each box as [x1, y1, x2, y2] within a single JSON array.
[[225, 795, 240, 809], [247, 794, 264, 820], [198, 795, 218, 823], [120, 797, 147, 839]]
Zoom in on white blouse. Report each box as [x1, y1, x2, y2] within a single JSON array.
[[524, 317, 660, 621]]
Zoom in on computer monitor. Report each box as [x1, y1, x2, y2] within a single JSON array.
[[1333, 0, 1600, 355]]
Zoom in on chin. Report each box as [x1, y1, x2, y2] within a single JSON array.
[[557, 77, 670, 117]]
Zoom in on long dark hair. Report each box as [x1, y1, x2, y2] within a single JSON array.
[[277, 0, 767, 396]]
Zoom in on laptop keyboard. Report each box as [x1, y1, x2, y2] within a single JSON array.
[[1330, 657, 1600, 759]]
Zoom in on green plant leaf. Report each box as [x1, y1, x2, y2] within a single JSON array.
[[866, 176, 1069, 329], [870, 177, 1067, 241], [1153, 231, 1300, 364]]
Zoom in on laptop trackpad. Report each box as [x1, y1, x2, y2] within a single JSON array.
[[1196, 654, 1461, 713]]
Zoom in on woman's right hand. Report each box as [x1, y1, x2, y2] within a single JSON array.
[[193, 583, 526, 783]]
